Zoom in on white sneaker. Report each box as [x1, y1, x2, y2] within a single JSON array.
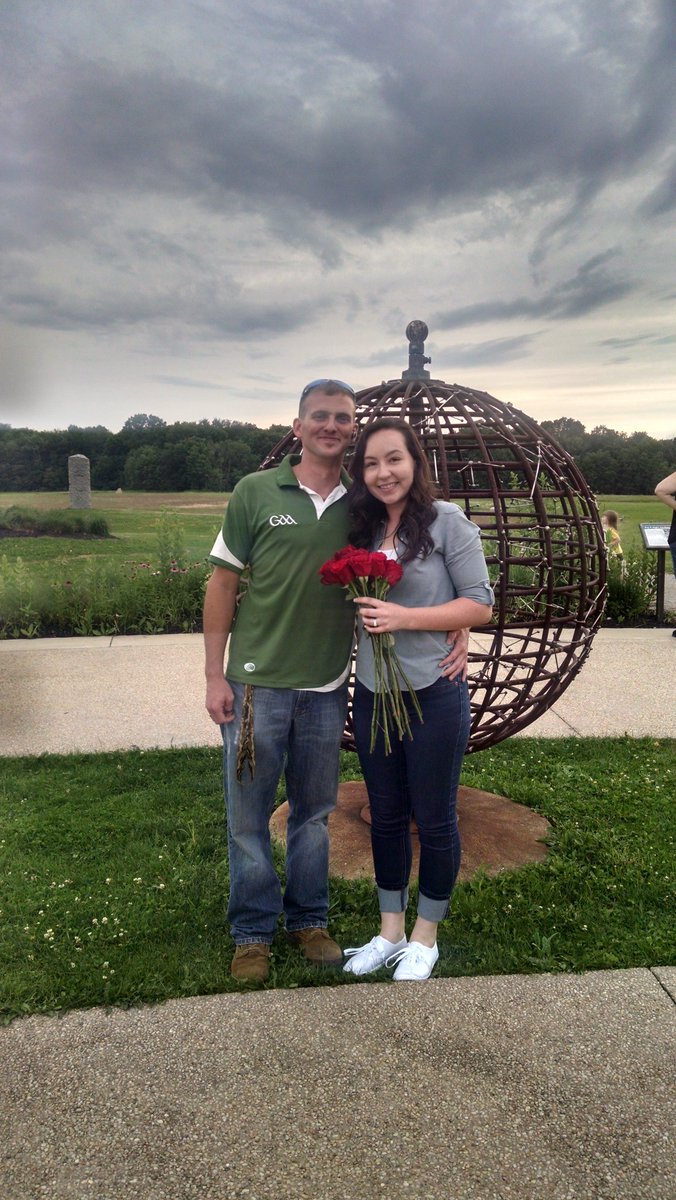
[[343, 935, 408, 976], [386, 940, 439, 981]]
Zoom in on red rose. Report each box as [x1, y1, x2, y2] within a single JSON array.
[[318, 544, 421, 755], [343, 548, 378, 578], [383, 558, 403, 586], [320, 560, 356, 586], [356, 550, 386, 578], [332, 544, 359, 562], [319, 547, 358, 586], [319, 545, 403, 587]]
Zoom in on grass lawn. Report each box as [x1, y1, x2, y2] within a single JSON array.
[[1, 738, 673, 1023], [0, 491, 669, 582], [596, 495, 671, 553], [0, 491, 228, 579], [0, 493, 231, 636]]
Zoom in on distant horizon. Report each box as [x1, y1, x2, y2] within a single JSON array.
[[1, 409, 674, 443]]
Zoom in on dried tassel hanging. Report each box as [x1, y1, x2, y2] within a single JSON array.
[[236, 684, 256, 780]]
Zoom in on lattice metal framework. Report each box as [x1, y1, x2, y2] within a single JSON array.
[[260, 325, 606, 753]]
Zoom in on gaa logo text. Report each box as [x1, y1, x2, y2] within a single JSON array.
[[269, 513, 298, 526]]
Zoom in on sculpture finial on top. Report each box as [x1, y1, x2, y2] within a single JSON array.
[[402, 320, 431, 381]]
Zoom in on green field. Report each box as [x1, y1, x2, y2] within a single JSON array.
[[594, 496, 670, 553], [0, 491, 668, 578], [0, 491, 228, 579]]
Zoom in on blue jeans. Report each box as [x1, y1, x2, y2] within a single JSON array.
[[222, 681, 348, 944], [352, 675, 470, 922]]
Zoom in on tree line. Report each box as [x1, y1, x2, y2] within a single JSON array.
[[0, 412, 673, 495], [0, 415, 288, 493], [539, 418, 674, 495]]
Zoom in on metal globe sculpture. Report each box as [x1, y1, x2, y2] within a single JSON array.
[[261, 322, 606, 752]]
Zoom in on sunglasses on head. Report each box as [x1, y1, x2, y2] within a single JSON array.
[[300, 378, 356, 400]]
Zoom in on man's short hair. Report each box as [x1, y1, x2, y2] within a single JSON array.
[[298, 378, 355, 416]]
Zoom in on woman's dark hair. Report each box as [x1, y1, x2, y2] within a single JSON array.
[[348, 419, 436, 563]]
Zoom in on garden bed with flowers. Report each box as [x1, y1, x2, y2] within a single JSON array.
[[0, 501, 218, 639]]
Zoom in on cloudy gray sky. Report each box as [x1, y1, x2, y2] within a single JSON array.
[[1, 0, 675, 437]]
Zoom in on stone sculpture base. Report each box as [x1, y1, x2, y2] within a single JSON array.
[[269, 781, 551, 882]]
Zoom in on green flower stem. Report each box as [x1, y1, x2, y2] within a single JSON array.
[[348, 575, 423, 754]]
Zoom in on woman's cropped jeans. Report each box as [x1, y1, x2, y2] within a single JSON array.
[[353, 674, 470, 922], [222, 680, 348, 945]]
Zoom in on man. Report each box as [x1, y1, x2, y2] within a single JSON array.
[[204, 379, 467, 983], [654, 471, 676, 637]]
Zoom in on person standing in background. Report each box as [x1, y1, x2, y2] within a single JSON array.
[[601, 510, 624, 559], [654, 471, 676, 638]]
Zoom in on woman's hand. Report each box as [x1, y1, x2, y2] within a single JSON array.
[[353, 595, 407, 634]]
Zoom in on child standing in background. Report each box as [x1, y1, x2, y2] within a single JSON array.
[[601, 510, 623, 559]]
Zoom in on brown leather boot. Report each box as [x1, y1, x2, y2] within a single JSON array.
[[286, 928, 343, 966], [230, 943, 271, 983]]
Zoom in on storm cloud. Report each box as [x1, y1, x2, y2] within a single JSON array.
[[0, 0, 674, 434]]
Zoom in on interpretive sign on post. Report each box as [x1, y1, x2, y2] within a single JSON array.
[[639, 523, 670, 550], [639, 523, 671, 623]]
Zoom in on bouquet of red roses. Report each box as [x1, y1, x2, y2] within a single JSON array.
[[319, 545, 422, 754]]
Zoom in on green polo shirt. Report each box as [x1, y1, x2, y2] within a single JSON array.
[[208, 455, 355, 688]]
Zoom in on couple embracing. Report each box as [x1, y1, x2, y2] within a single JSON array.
[[204, 380, 493, 984]]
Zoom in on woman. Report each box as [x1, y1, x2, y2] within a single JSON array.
[[343, 419, 493, 982]]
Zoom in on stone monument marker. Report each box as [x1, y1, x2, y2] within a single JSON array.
[[68, 454, 92, 509]]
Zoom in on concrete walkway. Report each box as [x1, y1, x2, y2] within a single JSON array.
[[1, 626, 675, 757], [2, 970, 674, 1199], [1, 627, 675, 1199]]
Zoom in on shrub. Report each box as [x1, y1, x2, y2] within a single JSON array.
[[0, 505, 40, 530], [0, 507, 213, 638], [0, 506, 110, 538], [154, 508, 187, 571], [604, 550, 657, 623]]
